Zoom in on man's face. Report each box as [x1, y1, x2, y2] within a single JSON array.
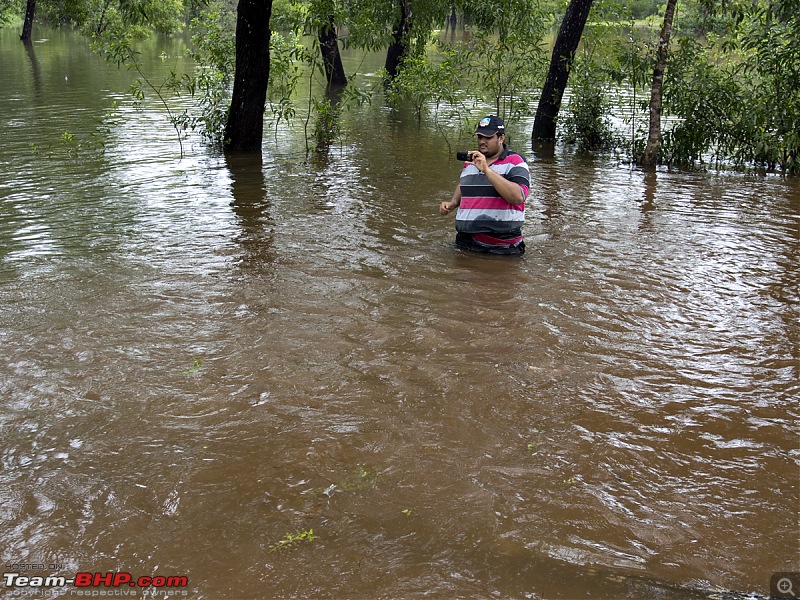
[[476, 132, 504, 158]]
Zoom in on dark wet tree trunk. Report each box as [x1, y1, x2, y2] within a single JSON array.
[[224, 0, 273, 152], [20, 0, 36, 41], [639, 0, 678, 167], [531, 0, 594, 144], [384, 0, 411, 80], [318, 13, 347, 88]]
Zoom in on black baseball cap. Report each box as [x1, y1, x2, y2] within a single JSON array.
[[474, 115, 505, 136]]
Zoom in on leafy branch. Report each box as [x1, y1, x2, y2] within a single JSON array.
[[268, 529, 319, 552], [93, 34, 186, 158]]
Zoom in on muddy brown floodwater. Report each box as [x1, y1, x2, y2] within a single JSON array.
[[1, 26, 798, 600]]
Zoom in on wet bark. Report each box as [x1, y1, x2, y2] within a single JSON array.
[[20, 0, 36, 41], [639, 0, 678, 167], [531, 0, 594, 145], [318, 13, 347, 88], [384, 0, 411, 80], [224, 0, 273, 152]]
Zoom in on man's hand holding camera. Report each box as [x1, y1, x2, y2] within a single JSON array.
[[457, 150, 489, 172]]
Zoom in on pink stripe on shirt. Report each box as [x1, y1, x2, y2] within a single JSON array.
[[460, 197, 526, 210]]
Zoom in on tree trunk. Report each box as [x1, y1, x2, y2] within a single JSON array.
[[20, 0, 36, 41], [224, 0, 273, 152], [639, 0, 678, 166], [531, 0, 594, 144], [318, 13, 347, 88], [384, 0, 411, 80]]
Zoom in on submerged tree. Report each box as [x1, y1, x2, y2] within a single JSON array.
[[638, 0, 678, 166], [318, 10, 346, 88], [383, 0, 450, 81], [531, 0, 594, 144], [384, 0, 411, 79], [20, 0, 35, 41], [278, 0, 347, 89], [224, 0, 274, 151]]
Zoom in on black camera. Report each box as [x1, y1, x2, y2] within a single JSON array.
[[456, 151, 472, 161]]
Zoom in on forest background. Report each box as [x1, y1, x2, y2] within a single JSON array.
[[1, 0, 798, 174]]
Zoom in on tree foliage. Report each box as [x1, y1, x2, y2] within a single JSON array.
[[658, 0, 800, 172], [463, 0, 549, 123], [10, 0, 797, 172], [386, 0, 548, 142], [561, 59, 616, 152], [1, 0, 24, 25], [179, 1, 236, 144], [26, 0, 186, 35], [574, 0, 800, 173]]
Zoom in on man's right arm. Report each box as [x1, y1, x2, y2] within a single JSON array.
[[440, 185, 461, 215]]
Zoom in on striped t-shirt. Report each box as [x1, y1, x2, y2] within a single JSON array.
[[455, 147, 530, 247]]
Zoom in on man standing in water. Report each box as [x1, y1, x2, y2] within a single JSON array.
[[440, 115, 530, 255]]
